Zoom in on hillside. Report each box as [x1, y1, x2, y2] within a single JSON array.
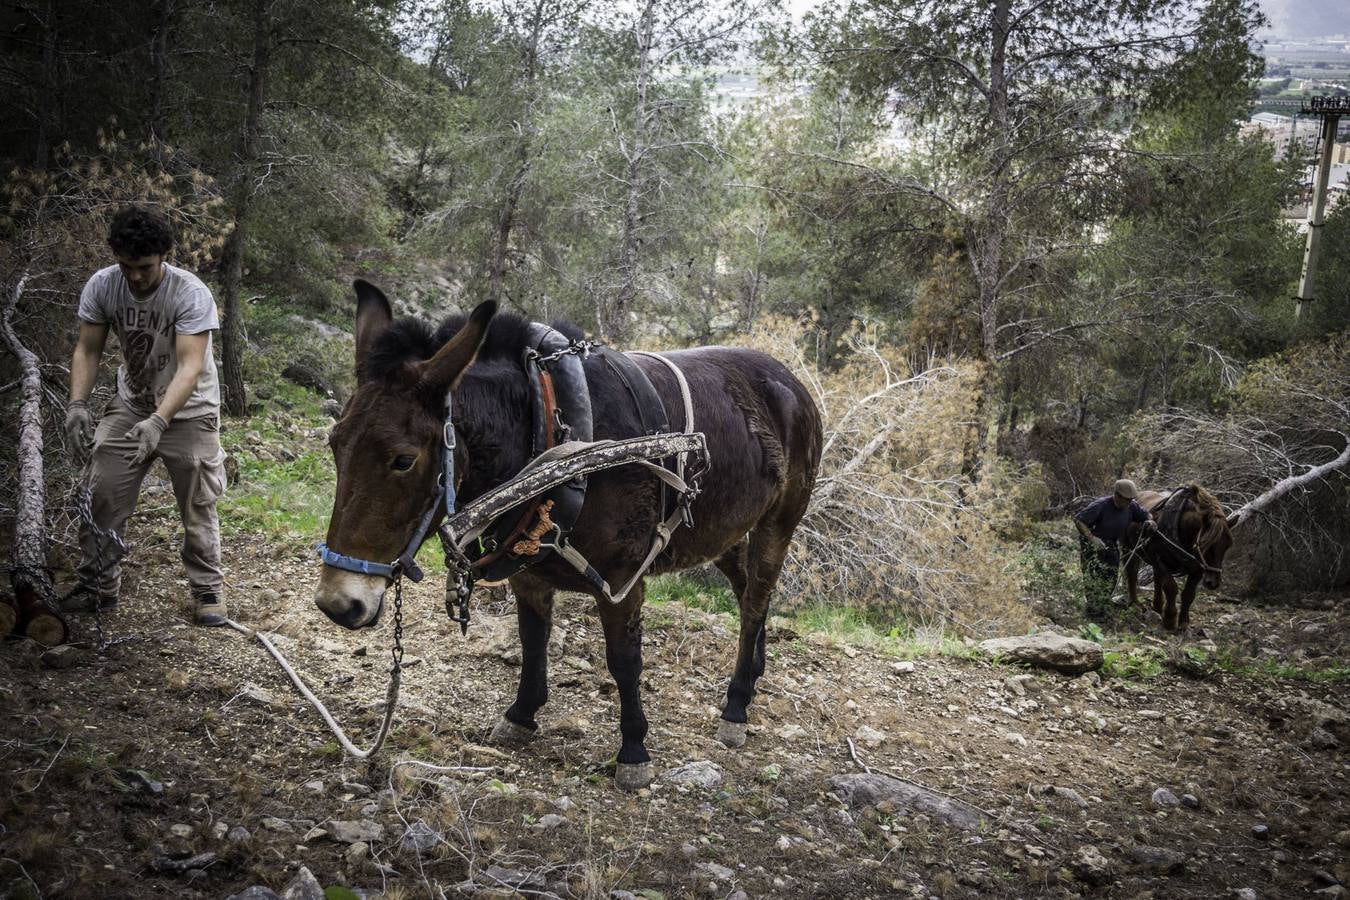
[[2, 513, 1346, 899]]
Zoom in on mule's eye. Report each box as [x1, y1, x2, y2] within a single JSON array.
[[391, 454, 417, 471]]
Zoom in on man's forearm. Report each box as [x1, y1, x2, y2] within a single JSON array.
[[154, 364, 202, 422], [69, 348, 101, 403]]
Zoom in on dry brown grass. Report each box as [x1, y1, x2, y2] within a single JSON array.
[[738, 319, 1037, 635]]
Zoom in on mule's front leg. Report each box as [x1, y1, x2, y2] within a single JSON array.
[[601, 593, 651, 791], [1161, 579, 1181, 632], [1176, 576, 1200, 632], [490, 579, 554, 747]]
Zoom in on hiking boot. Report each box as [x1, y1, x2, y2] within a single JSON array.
[[58, 583, 119, 614], [193, 593, 227, 627]]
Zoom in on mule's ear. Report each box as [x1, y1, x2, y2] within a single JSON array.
[[354, 279, 393, 383], [417, 300, 497, 394]]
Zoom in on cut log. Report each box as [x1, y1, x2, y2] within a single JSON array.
[[16, 582, 67, 646], [1, 273, 66, 643]]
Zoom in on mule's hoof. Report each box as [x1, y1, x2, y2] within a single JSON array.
[[716, 720, 747, 748], [615, 761, 653, 791], [488, 717, 537, 747]]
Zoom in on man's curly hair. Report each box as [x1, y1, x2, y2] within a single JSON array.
[[107, 205, 174, 257]]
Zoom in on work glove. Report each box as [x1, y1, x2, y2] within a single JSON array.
[[65, 400, 94, 462], [124, 413, 169, 466]]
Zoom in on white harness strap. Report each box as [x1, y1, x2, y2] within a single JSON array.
[[555, 351, 700, 605], [630, 350, 694, 488]]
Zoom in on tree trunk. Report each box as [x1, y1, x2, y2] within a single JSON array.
[[960, 0, 1012, 488], [218, 0, 270, 417], [0, 275, 66, 644], [34, 0, 58, 169], [610, 0, 655, 343], [149, 0, 175, 152], [488, 0, 549, 306], [489, 139, 531, 305]]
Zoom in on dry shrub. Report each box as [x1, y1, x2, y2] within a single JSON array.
[[738, 319, 1036, 636]]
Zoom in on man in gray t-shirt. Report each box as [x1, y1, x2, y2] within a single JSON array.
[[62, 205, 228, 626]]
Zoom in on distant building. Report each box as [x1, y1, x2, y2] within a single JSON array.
[[1241, 113, 1325, 159], [1284, 162, 1350, 228]]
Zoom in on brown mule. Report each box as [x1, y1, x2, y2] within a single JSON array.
[[1124, 485, 1236, 632], [314, 281, 822, 789]]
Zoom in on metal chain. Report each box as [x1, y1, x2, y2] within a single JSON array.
[[71, 473, 139, 652], [390, 573, 405, 673], [532, 339, 597, 365]]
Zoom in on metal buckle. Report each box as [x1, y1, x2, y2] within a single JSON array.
[[443, 421, 456, 450]]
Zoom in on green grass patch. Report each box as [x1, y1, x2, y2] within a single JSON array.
[[1205, 646, 1350, 683], [1101, 647, 1166, 681], [648, 575, 980, 660], [218, 393, 337, 551], [647, 573, 737, 617]]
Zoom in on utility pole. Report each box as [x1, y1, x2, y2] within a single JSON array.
[[1295, 95, 1349, 321]]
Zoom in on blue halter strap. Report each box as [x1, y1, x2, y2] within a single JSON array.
[[317, 392, 457, 583]]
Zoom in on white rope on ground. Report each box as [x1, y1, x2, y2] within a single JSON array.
[[223, 617, 401, 759], [224, 618, 504, 777]]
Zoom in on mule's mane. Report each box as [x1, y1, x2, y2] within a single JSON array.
[[1188, 484, 1225, 518], [364, 310, 584, 384]]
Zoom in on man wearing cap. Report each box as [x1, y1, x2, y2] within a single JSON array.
[[1074, 479, 1156, 621]]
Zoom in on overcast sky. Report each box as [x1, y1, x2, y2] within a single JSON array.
[[1259, 0, 1350, 39], [781, 0, 1349, 40]]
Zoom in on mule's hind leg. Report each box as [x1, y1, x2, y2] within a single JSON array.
[[601, 586, 653, 791], [490, 577, 554, 747], [718, 524, 794, 748]]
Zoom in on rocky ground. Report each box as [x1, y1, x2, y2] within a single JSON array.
[[2, 527, 1348, 899]]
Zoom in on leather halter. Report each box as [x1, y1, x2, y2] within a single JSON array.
[[317, 392, 457, 583]]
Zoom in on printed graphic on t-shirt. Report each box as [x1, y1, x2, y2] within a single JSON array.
[[77, 264, 222, 419]]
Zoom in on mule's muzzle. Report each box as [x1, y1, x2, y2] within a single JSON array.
[[314, 570, 387, 630]]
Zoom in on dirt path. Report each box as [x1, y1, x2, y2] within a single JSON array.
[[2, 534, 1347, 899]]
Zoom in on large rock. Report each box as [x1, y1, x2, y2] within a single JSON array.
[[978, 634, 1104, 674], [327, 820, 385, 844], [280, 866, 325, 900], [1071, 845, 1113, 885], [663, 760, 723, 789], [829, 773, 987, 831], [227, 889, 282, 900]]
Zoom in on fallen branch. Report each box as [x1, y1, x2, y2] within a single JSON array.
[[1230, 435, 1350, 529]]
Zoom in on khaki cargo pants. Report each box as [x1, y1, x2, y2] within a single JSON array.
[[77, 398, 227, 600]]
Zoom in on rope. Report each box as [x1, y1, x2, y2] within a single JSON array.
[[219, 574, 406, 760], [223, 616, 402, 759]]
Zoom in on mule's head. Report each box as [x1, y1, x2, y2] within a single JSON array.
[[1197, 511, 1238, 590], [314, 280, 495, 629]]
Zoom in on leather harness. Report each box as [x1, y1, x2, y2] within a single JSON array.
[[1144, 487, 1222, 577], [465, 334, 702, 604]]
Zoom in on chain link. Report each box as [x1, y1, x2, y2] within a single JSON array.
[[71, 474, 131, 652], [390, 574, 405, 673]]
